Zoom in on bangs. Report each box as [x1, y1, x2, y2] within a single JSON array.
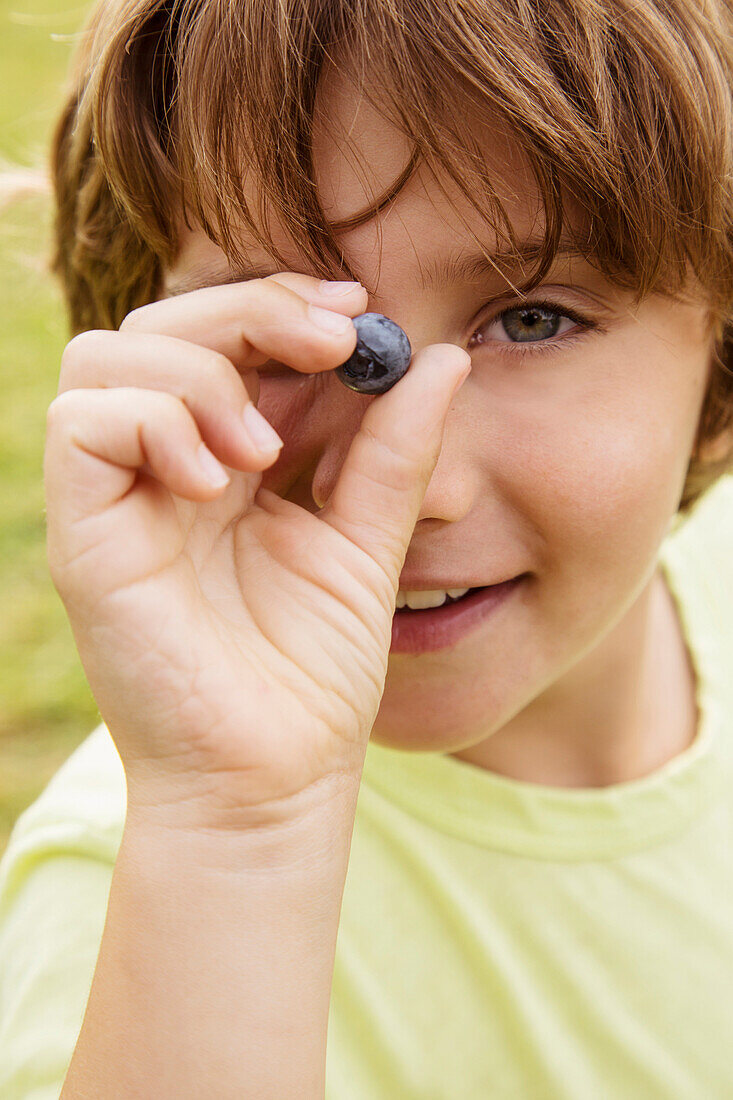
[[85, 0, 732, 313]]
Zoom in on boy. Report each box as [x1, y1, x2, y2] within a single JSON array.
[[1, 0, 732, 1095]]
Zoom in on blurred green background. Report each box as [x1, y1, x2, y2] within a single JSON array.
[[0, 0, 99, 857]]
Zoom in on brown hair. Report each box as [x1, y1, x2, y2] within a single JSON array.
[[51, 0, 733, 510]]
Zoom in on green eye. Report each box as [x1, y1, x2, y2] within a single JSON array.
[[501, 306, 561, 342], [470, 299, 589, 350]]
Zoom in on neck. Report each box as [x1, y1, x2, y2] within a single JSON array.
[[450, 567, 699, 788]]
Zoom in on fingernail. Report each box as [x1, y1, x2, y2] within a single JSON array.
[[242, 403, 284, 452], [318, 280, 362, 296], [197, 443, 230, 487], [308, 304, 354, 334]]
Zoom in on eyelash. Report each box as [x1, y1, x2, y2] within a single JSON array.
[[470, 297, 599, 356]]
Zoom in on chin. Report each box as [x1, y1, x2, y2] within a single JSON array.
[[369, 713, 503, 755], [373, 657, 548, 755]]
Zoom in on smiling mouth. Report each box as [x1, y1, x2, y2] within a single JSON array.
[[393, 587, 483, 613], [444, 586, 486, 603], [394, 576, 526, 611], [390, 576, 525, 653]]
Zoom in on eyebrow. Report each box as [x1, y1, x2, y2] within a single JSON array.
[[163, 236, 588, 298], [416, 238, 587, 292]]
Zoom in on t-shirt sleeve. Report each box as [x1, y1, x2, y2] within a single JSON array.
[[0, 725, 125, 1099], [0, 827, 115, 1099]]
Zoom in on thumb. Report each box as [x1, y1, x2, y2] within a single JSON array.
[[319, 343, 471, 583]]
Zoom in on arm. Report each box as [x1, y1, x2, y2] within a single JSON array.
[[46, 278, 468, 1098], [60, 790, 359, 1100]]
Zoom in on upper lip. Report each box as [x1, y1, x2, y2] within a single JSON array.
[[397, 575, 520, 590]]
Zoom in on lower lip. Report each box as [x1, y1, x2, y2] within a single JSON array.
[[389, 578, 524, 654]]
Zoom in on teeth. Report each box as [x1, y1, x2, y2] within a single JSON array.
[[396, 587, 470, 610]]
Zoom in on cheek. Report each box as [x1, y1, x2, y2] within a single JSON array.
[[255, 376, 324, 487], [528, 423, 676, 555], [257, 375, 320, 440], [494, 355, 702, 579]]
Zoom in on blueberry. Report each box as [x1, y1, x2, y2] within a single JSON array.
[[335, 313, 412, 395]]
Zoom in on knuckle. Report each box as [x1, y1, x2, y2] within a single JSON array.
[[228, 275, 271, 302], [46, 389, 80, 430], [198, 347, 238, 389], [362, 424, 412, 467], [150, 388, 197, 432], [241, 276, 284, 313], [237, 277, 323, 343], [137, 385, 180, 419], [59, 329, 109, 382], [248, 274, 295, 307], [118, 304, 150, 331]]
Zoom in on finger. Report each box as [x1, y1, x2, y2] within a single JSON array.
[[120, 274, 369, 374], [45, 386, 236, 541], [317, 344, 472, 586], [58, 329, 284, 471]]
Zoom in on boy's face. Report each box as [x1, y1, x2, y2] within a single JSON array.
[[164, 61, 713, 758]]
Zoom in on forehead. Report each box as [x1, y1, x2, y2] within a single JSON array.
[[168, 54, 573, 291], [310, 56, 540, 226]]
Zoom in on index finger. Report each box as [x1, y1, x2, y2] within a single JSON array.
[[119, 273, 369, 375]]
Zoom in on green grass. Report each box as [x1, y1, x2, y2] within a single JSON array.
[[0, 0, 99, 854], [0, 0, 84, 166]]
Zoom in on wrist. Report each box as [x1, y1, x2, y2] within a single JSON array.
[[123, 769, 363, 876]]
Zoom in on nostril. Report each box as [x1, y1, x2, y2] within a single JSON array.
[[312, 484, 331, 510]]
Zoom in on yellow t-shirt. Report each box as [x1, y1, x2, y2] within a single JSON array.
[[1, 479, 732, 1099]]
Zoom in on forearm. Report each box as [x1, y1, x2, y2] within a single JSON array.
[[61, 795, 358, 1099]]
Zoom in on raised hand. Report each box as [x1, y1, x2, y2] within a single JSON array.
[[44, 273, 471, 831]]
